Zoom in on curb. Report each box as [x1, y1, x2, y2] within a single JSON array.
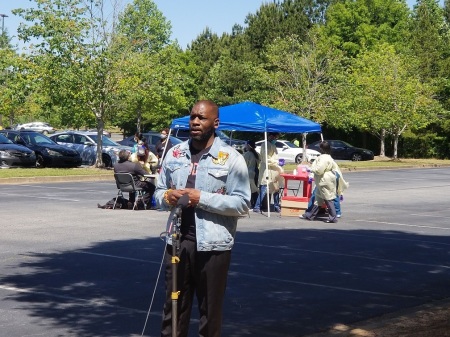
[[0, 174, 114, 185], [0, 164, 449, 185]]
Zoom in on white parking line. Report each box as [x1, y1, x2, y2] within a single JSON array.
[[239, 241, 450, 270], [235, 272, 421, 299], [75, 251, 162, 265], [0, 193, 80, 201], [354, 219, 450, 231]]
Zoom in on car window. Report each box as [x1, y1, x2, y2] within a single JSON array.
[[30, 133, 55, 145], [275, 141, 285, 148], [0, 133, 12, 144], [89, 134, 120, 146], [14, 134, 24, 143], [73, 134, 87, 144], [174, 129, 190, 139], [55, 134, 73, 143]]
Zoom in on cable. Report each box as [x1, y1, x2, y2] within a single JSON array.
[[141, 233, 169, 336]]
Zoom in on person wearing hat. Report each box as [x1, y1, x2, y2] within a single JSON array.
[[253, 132, 283, 213], [243, 140, 260, 208]]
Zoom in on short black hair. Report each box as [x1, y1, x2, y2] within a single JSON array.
[[319, 141, 331, 154]]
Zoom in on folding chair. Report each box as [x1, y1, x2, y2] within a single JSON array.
[[113, 173, 146, 210]]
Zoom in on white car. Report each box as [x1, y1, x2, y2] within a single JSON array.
[[255, 139, 320, 164], [15, 122, 55, 134]]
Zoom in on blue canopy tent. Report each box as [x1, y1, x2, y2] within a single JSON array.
[[169, 101, 322, 217], [170, 101, 322, 134]]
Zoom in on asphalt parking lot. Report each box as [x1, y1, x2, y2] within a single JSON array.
[[1, 167, 450, 337]]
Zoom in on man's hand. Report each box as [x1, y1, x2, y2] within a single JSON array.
[[167, 188, 200, 207]]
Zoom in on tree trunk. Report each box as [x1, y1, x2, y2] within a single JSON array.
[[379, 128, 386, 157], [301, 133, 308, 164], [136, 102, 142, 133], [95, 116, 105, 168], [393, 134, 399, 160]]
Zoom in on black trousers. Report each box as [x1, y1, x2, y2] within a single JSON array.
[[129, 180, 155, 205], [161, 239, 232, 337]]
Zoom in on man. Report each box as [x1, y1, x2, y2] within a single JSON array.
[[154, 100, 250, 337], [253, 132, 283, 213], [113, 149, 155, 208]]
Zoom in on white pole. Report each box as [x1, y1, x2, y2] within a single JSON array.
[[263, 131, 271, 217]]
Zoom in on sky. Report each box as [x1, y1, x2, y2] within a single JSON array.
[[1, 0, 269, 51], [0, 0, 424, 52]]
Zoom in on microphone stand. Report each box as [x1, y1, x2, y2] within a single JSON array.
[[170, 210, 182, 337]]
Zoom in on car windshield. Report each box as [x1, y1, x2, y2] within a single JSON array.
[[282, 141, 297, 148], [0, 134, 13, 144], [22, 132, 56, 145], [89, 134, 120, 146]]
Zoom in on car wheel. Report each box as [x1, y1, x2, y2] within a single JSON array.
[[102, 154, 112, 168], [36, 154, 45, 168], [351, 153, 362, 161], [295, 154, 303, 164], [42, 130, 48, 135]]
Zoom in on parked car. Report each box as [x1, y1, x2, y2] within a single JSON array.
[[255, 139, 320, 164], [308, 140, 374, 161], [0, 133, 37, 168], [172, 129, 246, 153], [50, 131, 132, 167], [117, 131, 182, 154], [87, 129, 112, 138], [0, 130, 81, 168], [15, 122, 55, 135]]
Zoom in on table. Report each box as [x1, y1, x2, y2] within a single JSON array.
[[279, 173, 312, 203]]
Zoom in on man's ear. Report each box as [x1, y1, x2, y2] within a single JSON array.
[[214, 118, 219, 128]]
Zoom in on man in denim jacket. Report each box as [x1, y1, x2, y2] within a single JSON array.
[[155, 100, 250, 337]]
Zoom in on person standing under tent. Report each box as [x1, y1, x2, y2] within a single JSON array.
[[253, 132, 283, 213], [154, 100, 250, 337], [243, 140, 260, 208], [155, 128, 173, 161]]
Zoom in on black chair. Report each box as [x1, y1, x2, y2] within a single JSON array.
[[113, 173, 146, 210]]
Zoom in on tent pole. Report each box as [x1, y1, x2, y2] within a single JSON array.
[[264, 131, 271, 218]]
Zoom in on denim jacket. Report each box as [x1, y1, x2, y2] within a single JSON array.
[[154, 136, 251, 251]]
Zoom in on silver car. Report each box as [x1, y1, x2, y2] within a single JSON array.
[[15, 122, 55, 135], [50, 131, 132, 167]]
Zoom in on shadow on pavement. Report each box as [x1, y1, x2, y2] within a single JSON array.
[[1, 228, 450, 337]]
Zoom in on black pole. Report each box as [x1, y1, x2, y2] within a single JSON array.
[[171, 216, 181, 337], [0, 14, 7, 35]]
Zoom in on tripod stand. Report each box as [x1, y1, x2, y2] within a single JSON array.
[[169, 193, 190, 337]]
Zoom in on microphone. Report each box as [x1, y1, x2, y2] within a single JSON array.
[[172, 194, 190, 220]]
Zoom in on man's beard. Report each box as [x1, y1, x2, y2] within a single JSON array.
[[190, 128, 215, 142]]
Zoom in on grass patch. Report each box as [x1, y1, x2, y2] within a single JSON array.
[[1, 157, 449, 180], [0, 167, 113, 178], [284, 157, 450, 172]]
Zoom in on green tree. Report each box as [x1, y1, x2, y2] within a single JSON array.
[[321, 0, 411, 57], [350, 44, 441, 158], [244, 0, 329, 53], [113, 0, 195, 134], [14, 0, 119, 167], [409, 0, 447, 80], [116, 0, 171, 53]]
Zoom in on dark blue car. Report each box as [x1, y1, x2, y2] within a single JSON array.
[[0, 130, 82, 168]]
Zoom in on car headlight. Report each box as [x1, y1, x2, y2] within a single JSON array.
[[0, 150, 11, 157], [46, 149, 63, 156]]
